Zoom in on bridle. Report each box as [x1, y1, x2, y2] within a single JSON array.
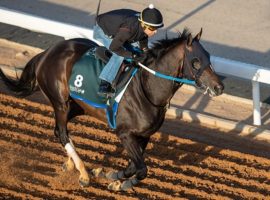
[[182, 45, 213, 89], [136, 41, 214, 107]]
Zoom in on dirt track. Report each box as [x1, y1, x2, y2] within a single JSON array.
[[0, 92, 270, 200]]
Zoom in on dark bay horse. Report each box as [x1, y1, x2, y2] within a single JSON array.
[[0, 28, 224, 191]]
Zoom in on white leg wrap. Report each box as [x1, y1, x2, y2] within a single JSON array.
[[65, 143, 81, 170]]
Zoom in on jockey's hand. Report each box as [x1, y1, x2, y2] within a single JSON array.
[[142, 47, 149, 53], [132, 53, 147, 64]]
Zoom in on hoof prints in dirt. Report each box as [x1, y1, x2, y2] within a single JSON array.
[[0, 93, 270, 199]]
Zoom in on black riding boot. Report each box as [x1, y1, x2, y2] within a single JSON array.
[[98, 80, 115, 98]]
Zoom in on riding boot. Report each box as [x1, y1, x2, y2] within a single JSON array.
[[98, 80, 115, 98]]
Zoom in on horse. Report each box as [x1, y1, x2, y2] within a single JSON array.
[[0, 28, 224, 191]]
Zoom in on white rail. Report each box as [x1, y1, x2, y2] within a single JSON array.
[[211, 57, 270, 126], [0, 6, 269, 126], [0, 7, 93, 40]]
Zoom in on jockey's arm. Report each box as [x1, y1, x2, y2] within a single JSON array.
[[109, 29, 133, 58]]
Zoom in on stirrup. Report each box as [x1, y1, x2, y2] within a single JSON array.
[[98, 82, 115, 98], [98, 91, 115, 99]]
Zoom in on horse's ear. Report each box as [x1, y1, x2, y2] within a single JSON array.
[[195, 28, 203, 41], [187, 33, 193, 47]]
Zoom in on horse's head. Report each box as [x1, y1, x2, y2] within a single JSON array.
[[182, 29, 224, 96]]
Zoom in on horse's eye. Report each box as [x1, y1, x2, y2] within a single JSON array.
[[192, 58, 200, 70]]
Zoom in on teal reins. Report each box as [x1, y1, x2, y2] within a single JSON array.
[[138, 62, 196, 85]]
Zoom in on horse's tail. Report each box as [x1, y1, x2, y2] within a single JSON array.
[[0, 53, 41, 97]]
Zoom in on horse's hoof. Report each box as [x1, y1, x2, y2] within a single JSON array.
[[62, 162, 74, 172], [119, 180, 133, 191], [79, 177, 90, 187], [108, 180, 122, 191], [91, 168, 105, 178], [121, 178, 139, 191], [105, 170, 124, 180], [108, 178, 139, 191]]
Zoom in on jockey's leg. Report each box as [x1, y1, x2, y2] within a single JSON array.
[[93, 24, 125, 97], [99, 53, 124, 84], [98, 53, 124, 97], [93, 24, 112, 48]]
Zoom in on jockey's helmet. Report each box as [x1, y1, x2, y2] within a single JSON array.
[[139, 4, 163, 28]]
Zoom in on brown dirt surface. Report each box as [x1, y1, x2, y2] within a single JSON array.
[[0, 92, 270, 200], [0, 39, 270, 200]]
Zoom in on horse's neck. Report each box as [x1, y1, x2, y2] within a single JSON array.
[[141, 48, 183, 107]]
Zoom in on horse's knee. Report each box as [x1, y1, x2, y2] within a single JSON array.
[[136, 166, 148, 180]]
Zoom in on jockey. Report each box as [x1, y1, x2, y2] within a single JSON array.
[[93, 4, 163, 97]]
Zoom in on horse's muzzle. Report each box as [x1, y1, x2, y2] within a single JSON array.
[[195, 79, 224, 96], [214, 84, 224, 96]]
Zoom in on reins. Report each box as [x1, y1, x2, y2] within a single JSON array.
[[138, 62, 196, 85], [137, 59, 195, 108]]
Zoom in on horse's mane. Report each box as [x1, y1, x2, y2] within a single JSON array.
[[148, 28, 191, 61]]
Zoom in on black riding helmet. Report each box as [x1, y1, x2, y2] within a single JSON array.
[[139, 4, 163, 28]]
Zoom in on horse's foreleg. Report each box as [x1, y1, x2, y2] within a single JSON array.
[[104, 160, 135, 181], [105, 136, 149, 181], [108, 134, 149, 191]]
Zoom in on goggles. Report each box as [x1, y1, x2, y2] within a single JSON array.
[[142, 23, 157, 31], [147, 26, 157, 31]]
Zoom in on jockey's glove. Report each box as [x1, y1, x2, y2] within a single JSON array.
[[142, 47, 149, 53], [132, 53, 147, 64]]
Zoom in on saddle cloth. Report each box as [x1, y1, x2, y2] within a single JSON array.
[[69, 48, 137, 129]]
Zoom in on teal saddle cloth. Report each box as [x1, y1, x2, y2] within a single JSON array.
[[69, 49, 137, 129]]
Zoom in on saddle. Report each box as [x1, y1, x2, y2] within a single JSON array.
[[69, 45, 138, 129], [94, 46, 134, 90]]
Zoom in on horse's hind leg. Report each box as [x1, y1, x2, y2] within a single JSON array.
[[41, 76, 89, 187], [64, 139, 89, 187], [55, 100, 89, 187], [41, 88, 89, 186], [62, 99, 84, 172]]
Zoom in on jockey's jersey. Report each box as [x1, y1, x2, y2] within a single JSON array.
[[96, 9, 148, 58]]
